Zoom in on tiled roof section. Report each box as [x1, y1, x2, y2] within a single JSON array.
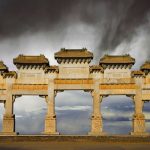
[[45, 66, 59, 73], [13, 55, 49, 65], [54, 48, 93, 59], [141, 61, 150, 70], [90, 65, 104, 73], [2, 71, 17, 78], [99, 54, 135, 65], [131, 70, 145, 77], [0, 61, 8, 71]]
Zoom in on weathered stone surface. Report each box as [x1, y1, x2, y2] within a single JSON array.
[[1, 114, 16, 135], [43, 115, 59, 135]]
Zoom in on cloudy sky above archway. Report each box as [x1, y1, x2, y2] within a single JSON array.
[[0, 0, 150, 134]]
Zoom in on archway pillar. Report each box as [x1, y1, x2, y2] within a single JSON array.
[[130, 89, 148, 136], [44, 80, 59, 135], [1, 95, 16, 135], [89, 90, 105, 135]]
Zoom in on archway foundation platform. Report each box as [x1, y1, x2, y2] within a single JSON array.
[[0, 135, 150, 143]]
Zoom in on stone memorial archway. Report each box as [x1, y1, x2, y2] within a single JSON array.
[[0, 48, 149, 136]]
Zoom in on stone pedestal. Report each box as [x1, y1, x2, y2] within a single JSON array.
[[131, 113, 148, 136], [0, 114, 16, 135], [88, 115, 106, 135], [43, 115, 59, 135]]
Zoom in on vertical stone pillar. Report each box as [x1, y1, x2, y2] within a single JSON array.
[[131, 89, 147, 135], [1, 95, 16, 135], [44, 80, 59, 135], [89, 92, 105, 135]]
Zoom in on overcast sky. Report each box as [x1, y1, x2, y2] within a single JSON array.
[[0, 0, 150, 135]]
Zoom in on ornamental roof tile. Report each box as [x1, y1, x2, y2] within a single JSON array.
[[99, 54, 135, 65], [54, 48, 93, 59], [13, 55, 49, 65], [0, 61, 8, 71], [141, 61, 150, 70], [45, 66, 59, 73], [90, 65, 104, 73], [131, 70, 145, 77], [2, 71, 17, 78]]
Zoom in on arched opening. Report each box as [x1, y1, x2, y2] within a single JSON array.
[[0, 103, 4, 131], [14, 96, 47, 134], [101, 95, 134, 135], [55, 90, 92, 135], [143, 102, 150, 133]]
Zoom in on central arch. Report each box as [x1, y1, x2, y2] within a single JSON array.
[[14, 96, 47, 134], [55, 90, 92, 135], [101, 95, 134, 135]]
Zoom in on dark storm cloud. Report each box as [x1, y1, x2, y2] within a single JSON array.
[[0, 0, 78, 39], [0, 0, 150, 54], [85, 0, 150, 51]]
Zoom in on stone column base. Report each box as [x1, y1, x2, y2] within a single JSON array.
[[88, 131, 106, 136], [0, 132, 17, 136], [88, 115, 105, 136], [0, 114, 16, 135], [43, 115, 59, 135], [130, 132, 149, 136], [131, 113, 148, 136]]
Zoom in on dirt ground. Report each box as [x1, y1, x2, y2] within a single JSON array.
[[0, 142, 149, 150]]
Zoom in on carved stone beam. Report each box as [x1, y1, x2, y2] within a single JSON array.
[[84, 89, 92, 93], [99, 95, 103, 103], [56, 90, 64, 93], [39, 95, 47, 98], [14, 95, 22, 98], [102, 95, 109, 98], [89, 90, 94, 97], [143, 100, 150, 103], [126, 94, 135, 102], [99, 95, 109, 102], [4, 100, 6, 108], [12, 95, 22, 103], [54, 91, 57, 97], [45, 95, 48, 103]]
